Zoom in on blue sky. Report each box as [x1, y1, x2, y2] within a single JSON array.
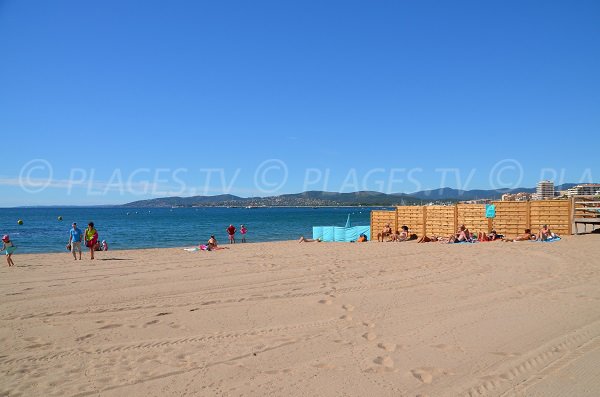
[[0, 0, 598, 206]]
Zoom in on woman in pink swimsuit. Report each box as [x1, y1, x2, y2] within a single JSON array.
[[240, 224, 247, 243]]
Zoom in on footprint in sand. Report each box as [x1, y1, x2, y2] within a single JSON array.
[[411, 367, 450, 384], [25, 343, 52, 350], [491, 351, 520, 357], [340, 314, 353, 321], [411, 368, 433, 384], [342, 304, 355, 312], [431, 344, 464, 353], [363, 332, 377, 341], [318, 299, 333, 305], [76, 334, 94, 342], [479, 375, 505, 387], [99, 324, 122, 330], [362, 322, 375, 328], [374, 356, 394, 368], [377, 342, 397, 352]]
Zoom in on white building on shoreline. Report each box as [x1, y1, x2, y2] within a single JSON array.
[[533, 180, 555, 200], [566, 184, 600, 197]]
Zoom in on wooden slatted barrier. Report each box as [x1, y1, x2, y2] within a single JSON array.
[[425, 206, 456, 236], [396, 206, 426, 236], [529, 200, 571, 236], [491, 201, 529, 237], [370, 210, 397, 239], [457, 204, 489, 234], [372, 200, 575, 240]]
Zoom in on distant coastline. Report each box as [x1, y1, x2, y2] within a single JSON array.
[[5, 184, 582, 209], [119, 184, 579, 208]]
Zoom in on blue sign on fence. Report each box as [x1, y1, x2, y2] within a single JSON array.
[[485, 204, 496, 218]]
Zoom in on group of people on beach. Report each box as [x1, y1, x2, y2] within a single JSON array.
[[199, 224, 248, 251], [1, 221, 109, 267], [67, 222, 107, 260], [226, 224, 247, 244], [377, 223, 559, 244], [376, 225, 416, 242]]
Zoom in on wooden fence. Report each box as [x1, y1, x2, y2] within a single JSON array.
[[371, 200, 573, 238], [370, 210, 397, 238]]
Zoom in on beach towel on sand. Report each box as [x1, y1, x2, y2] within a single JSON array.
[[183, 245, 210, 252], [537, 236, 561, 243]]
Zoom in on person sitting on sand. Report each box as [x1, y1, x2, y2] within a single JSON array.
[[357, 234, 368, 242], [377, 224, 392, 242], [478, 230, 499, 242], [537, 225, 552, 241], [504, 228, 536, 242], [208, 235, 218, 250], [449, 225, 471, 243], [200, 235, 229, 251], [395, 225, 409, 242], [298, 236, 321, 243]]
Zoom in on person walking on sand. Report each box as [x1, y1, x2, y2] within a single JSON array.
[[2, 235, 16, 267], [84, 222, 98, 260], [240, 224, 247, 243], [68, 222, 83, 260], [226, 224, 236, 244]]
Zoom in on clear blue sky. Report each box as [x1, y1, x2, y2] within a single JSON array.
[[1, 0, 598, 206]]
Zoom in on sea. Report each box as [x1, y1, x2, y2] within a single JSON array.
[[0, 207, 384, 253]]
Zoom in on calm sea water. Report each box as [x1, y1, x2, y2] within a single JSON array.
[[0, 207, 382, 253]]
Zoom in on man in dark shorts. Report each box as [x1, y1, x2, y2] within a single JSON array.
[[226, 224, 236, 244]]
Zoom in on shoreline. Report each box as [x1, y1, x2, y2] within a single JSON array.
[[3, 234, 578, 257]]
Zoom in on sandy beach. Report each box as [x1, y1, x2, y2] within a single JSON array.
[[1, 236, 599, 396]]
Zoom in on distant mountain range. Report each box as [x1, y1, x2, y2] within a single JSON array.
[[121, 191, 424, 208], [121, 184, 579, 207]]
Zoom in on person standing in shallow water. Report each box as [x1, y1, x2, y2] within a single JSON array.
[[85, 222, 98, 260], [226, 224, 236, 244], [240, 224, 247, 243]]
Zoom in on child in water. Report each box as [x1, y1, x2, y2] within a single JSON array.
[[2, 235, 16, 267]]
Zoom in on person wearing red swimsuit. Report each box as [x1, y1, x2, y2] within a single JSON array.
[[226, 224, 236, 244]]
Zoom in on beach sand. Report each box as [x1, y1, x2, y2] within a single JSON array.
[[1, 235, 599, 396]]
